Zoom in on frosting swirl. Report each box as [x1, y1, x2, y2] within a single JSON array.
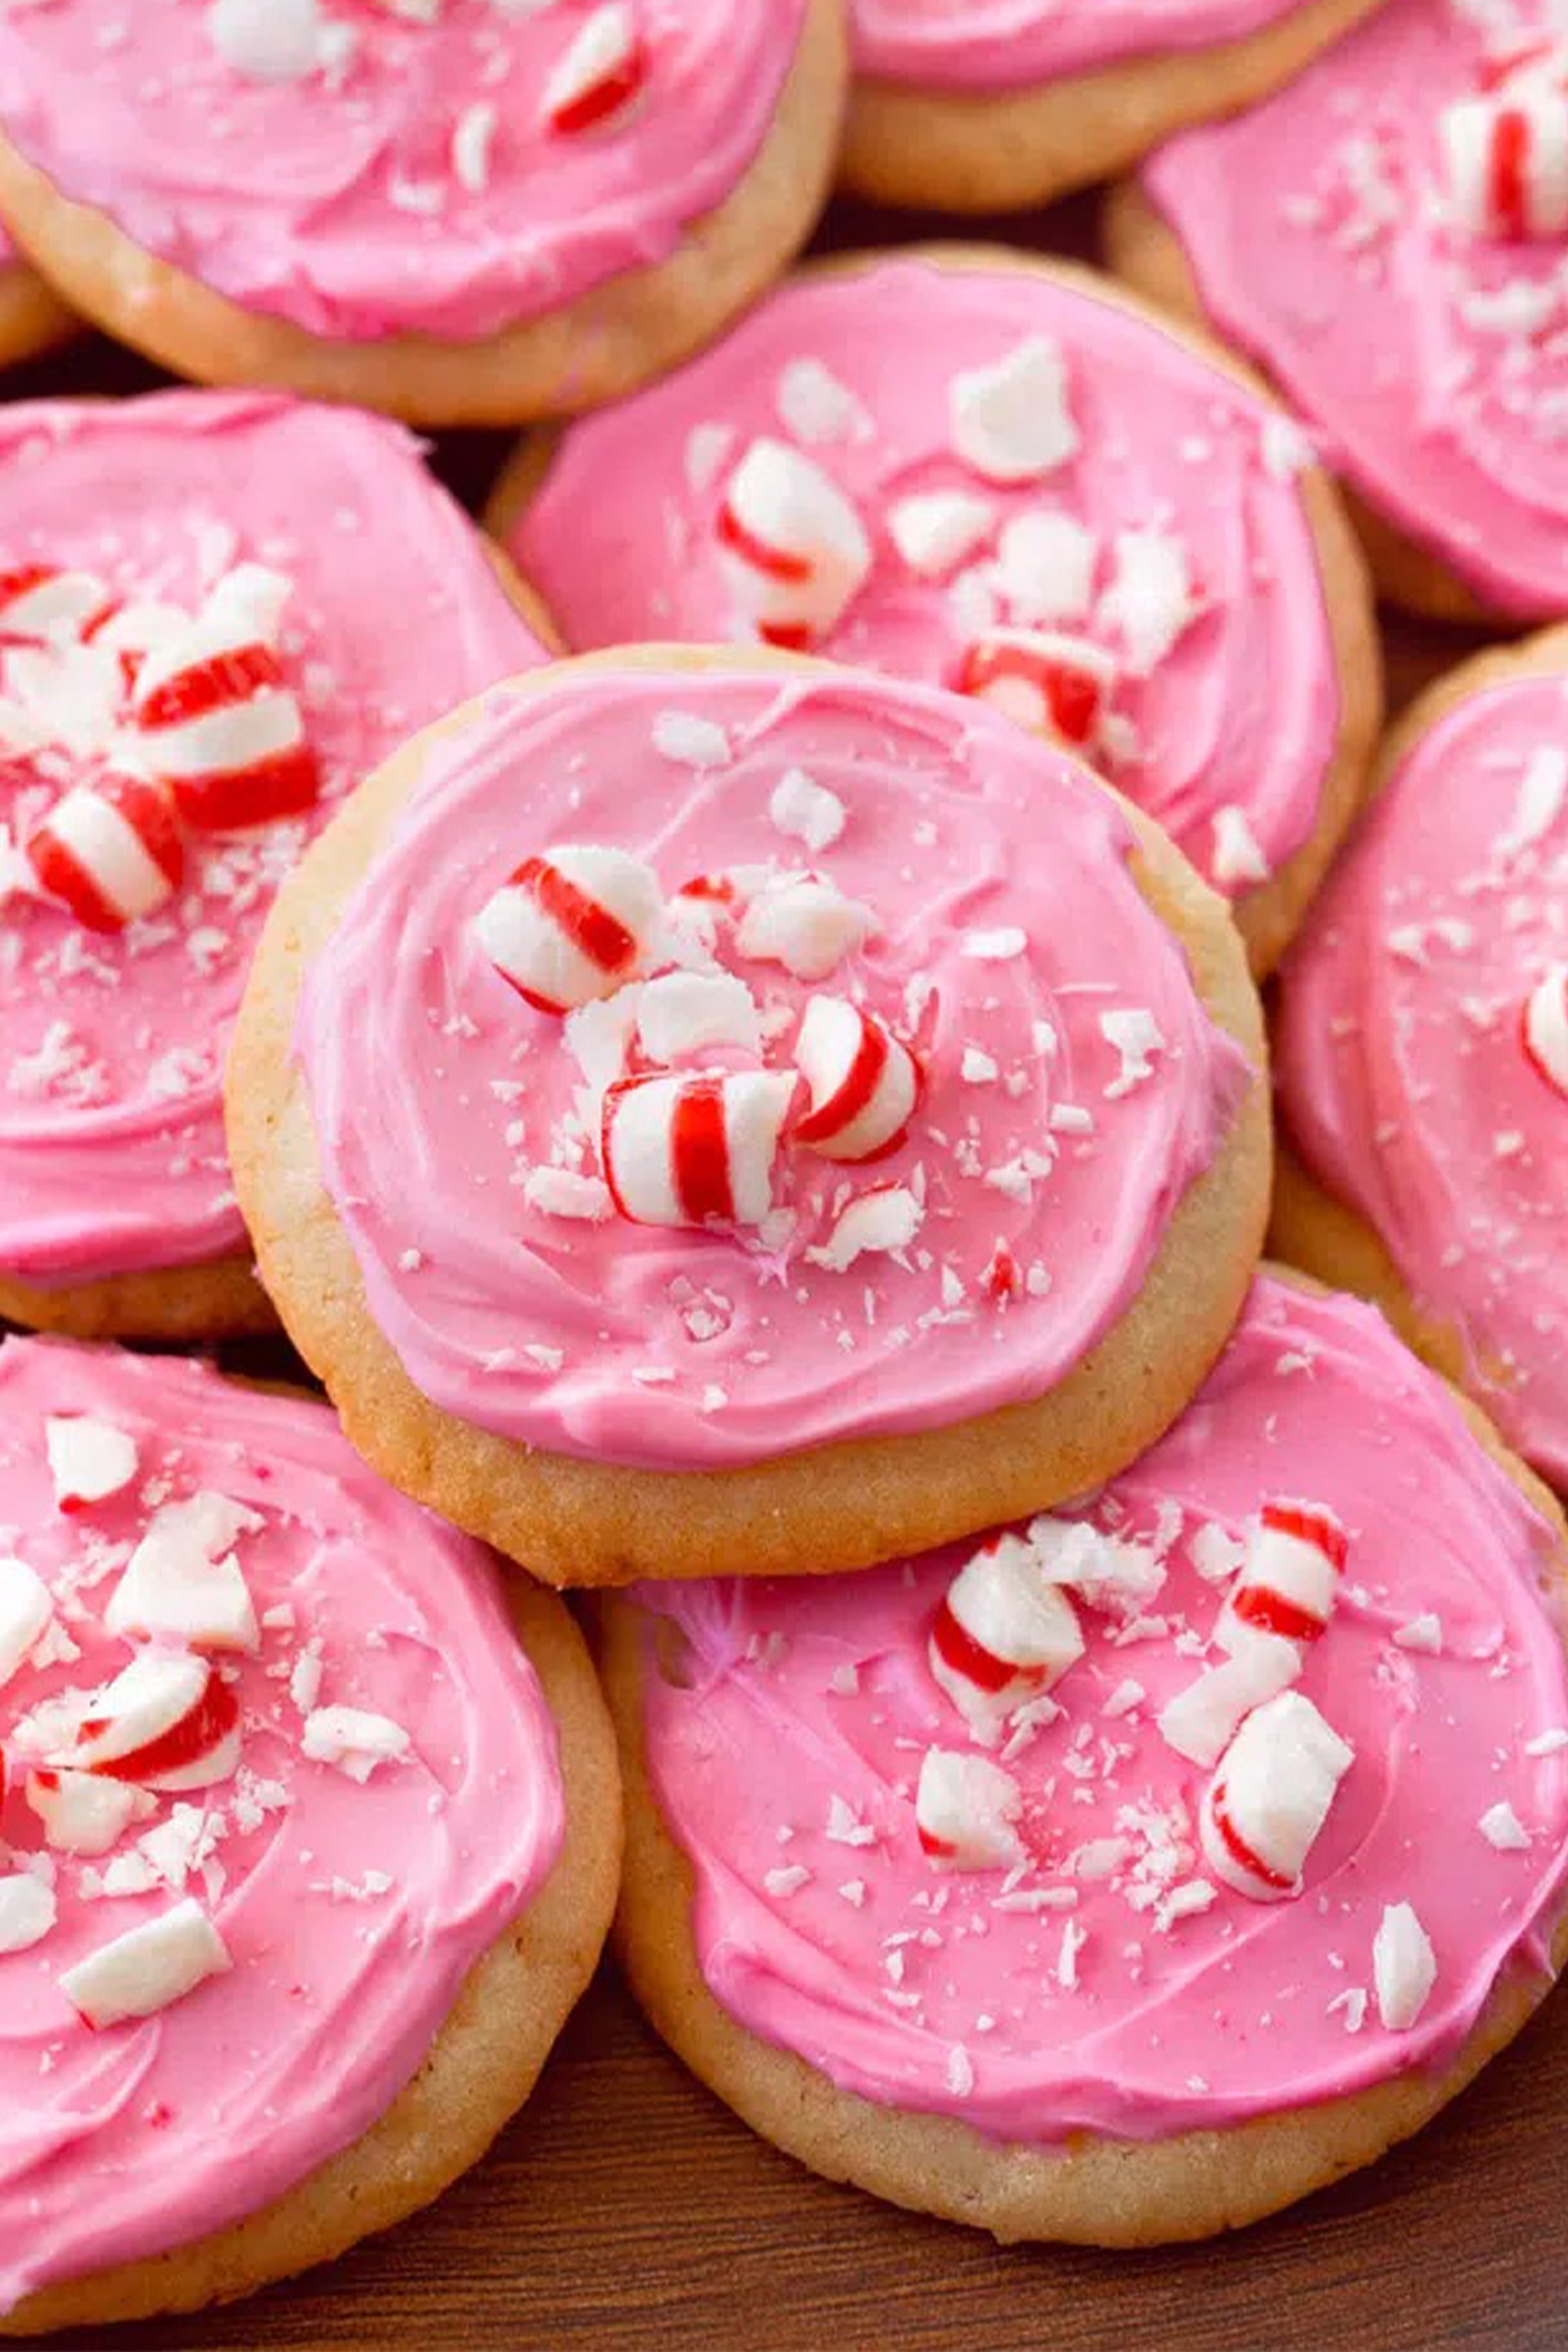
[[0, 390, 542, 1290], [1276, 658, 1568, 1488], [1142, 0, 1568, 618], [294, 662, 1253, 1472], [508, 256, 1347, 911], [631, 1276, 1568, 2143], [854, 0, 1330, 92], [0, 1335, 564, 2313], [0, 0, 809, 343]]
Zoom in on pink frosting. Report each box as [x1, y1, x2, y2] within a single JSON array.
[[295, 665, 1253, 1471], [0, 390, 543, 1290], [634, 1276, 1568, 2144], [0, 1335, 564, 2313], [509, 259, 1344, 907], [0, 0, 807, 344], [1143, 0, 1568, 619], [854, 0, 1320, 92], [1276, 667, 1568, 1489]]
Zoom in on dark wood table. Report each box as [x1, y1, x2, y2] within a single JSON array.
[[9, 191, 1541, 2352]]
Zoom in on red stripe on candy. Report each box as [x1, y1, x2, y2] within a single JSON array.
[[958, 641, 1101, 744], [1260, 1501, 1347, 1573], [137, 641, 280, 731], [1491, 106, 1530, 240], [716, 500, 813, 584], [27, 832, 121, 933], [518, 854, 637, 979], [797, 1011, 889, 1145], [1211, 1785, 1294, 1892], [168, 742, 320, 833], [549, 41, 646, 135], [931, 1599, 1020, 1696], [671, 1077, 734, 1224], [79, 1672, 237, 1785], [1230, 1586, 1324, 1643]]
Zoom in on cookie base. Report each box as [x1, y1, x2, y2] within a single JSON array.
[[0, 253, 72, 366], [599, 1273, 1568, 2244], [1104, 181, 1506, 627], [225, 645, 1271, 1589], [0, 0, 847, 427], [0, 1253, 278, 1344], [4, 1575, 621, 2333], [840, 0, 1383, 214]]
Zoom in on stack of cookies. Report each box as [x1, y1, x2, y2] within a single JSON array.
[[2, 0, 1568, 2328]]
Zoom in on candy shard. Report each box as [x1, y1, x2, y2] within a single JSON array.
[[0, 1557, 54, 1693], [1372, 1901, 1436, 2031], [716, 438, 872, 647], [26, 772, 184, 932], [105, 1491, 263, 1655], [603, 1069, 794, 1229], [636, 970, 761, 1063], [1219, 1498, 1347, 1648], [61, 1651, 240, 1792], [803, 1182, 923, 1273], [793, 995, 921, 1163], [542, 2, 646, 135], [915, 1748, 1024, 1869], [45, 1416, 138, 1513], [1029, 1515, 1165, 1619], [27, 1767, 152, 1858], [0, 1873, 56, 1956], [475, 845, 661, 1014], [1200, 1691, 1352, 1901], [887, 491, 997, 580], [930, 1531, 1084, 1743], [302, 1705, 411, 1783], [951, 337, 1078, 484], [61, 1897, 232, 2028], [1441, 89, 1568, 243], [733, 873, 875, 981], [956, 628, 1111, 750], [1523, 967, 1568, 1096], [1158, 1636, 1301, 1769]]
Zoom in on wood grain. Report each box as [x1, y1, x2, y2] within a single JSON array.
[[8, 192, 1553, 2352]]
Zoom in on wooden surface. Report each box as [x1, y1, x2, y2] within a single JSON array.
[[8, 191, 1543, 2352]]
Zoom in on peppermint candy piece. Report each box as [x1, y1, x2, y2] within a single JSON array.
[[793, 996, 921, 1163], [25, 771, 184, 932], [58, 1652, 241, 1794], [1523, 966, 1568, 1096], [1441, 89, 1568, 242], [716, 439, 872, 649], [602, 1069, 795, 1229], [915, 1748, 1025, 1869], [0, 564, 111, 646], [474, 845, 661, 1015], [1199, 1690, 1352, 1903], [956, 629, 1113, 751], [131, 566, 318, 832], [61, 1898, 232, 2029], [1220, 1499, 1348, 1646], [929, 1532, 1084, 1744], [543, 4, 647, 137]]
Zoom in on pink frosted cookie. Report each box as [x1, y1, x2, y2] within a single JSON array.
[[1111, 0, 1568, 623], [0, 389, 546, 1343], [1273, 628, 1568, 1493], [603, 1269, 1568, 2243], [0, 220, 69, 366], [0, 1336, 617, 2334], [0, 0, 847, 426], [839, 0, 1385, 210], [494, 252, 1382, 975], [227, 648, 1269, 1588]]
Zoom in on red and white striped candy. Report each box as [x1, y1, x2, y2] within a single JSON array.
[[956, 629, 1113, 750], [1220, 1499, 1348, 1647], [601, 1068, 795, 1229], [1199, 1690, 1352, 1903], [61, 1897, 232, 2029], [0, 564, 110, 646], [716, 439, 873, 649], [929, 1531, 1084, 1743], [915, 1747, 1024, 1869], [131, 568, 318, 831], [1441, 89, 1568, 241], [58, 1652, 240, 1793], [542, 3, 647, 136], [474, 845, 661, 1015], [25, 770, 184, 932], [1523, 966, 1568, 1096], [793, 994, 921, 1163]]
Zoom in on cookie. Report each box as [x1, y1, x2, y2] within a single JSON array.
[[0, 223, 69, 366], [0, 0, 847, 427], [226, 647, 1269, 1588], [1272, 626, 1568, 1492], [492, 248, 1382, 977], [0, 389, 547, 1342], [602, 1268, 1568, 2245], [0, 1335, 620, 2332], [839, 0, 1384, 213], [1107, 0, 1568, 625]]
